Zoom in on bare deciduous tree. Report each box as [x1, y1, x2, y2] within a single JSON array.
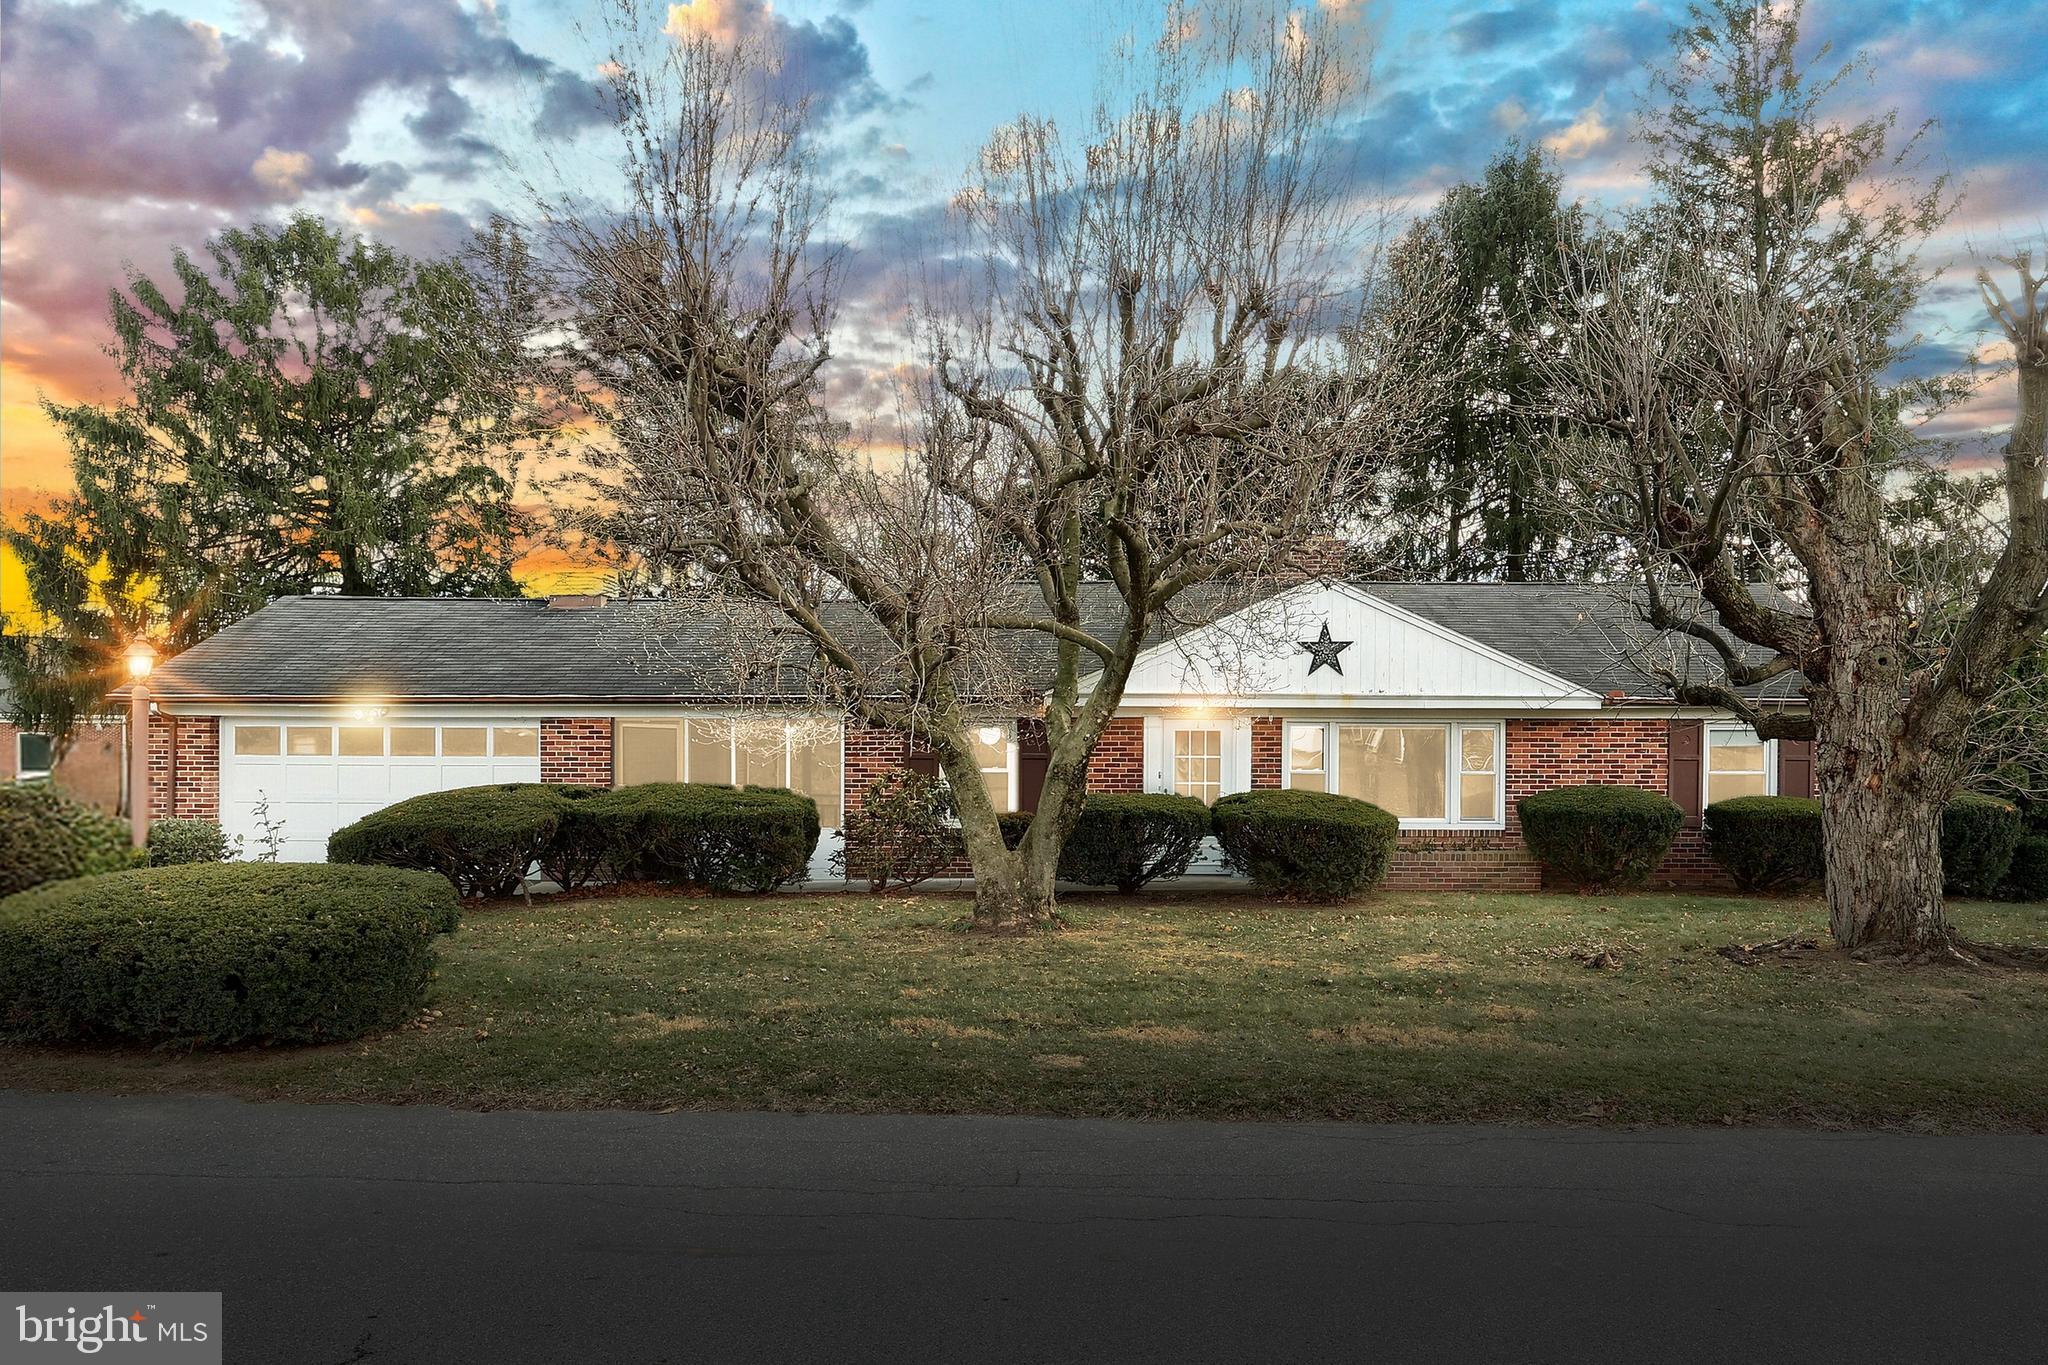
[[542, 0, 1447, 929], [1537, 0, 2047, 959]]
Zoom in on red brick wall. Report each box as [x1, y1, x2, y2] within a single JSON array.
[[1383, 840, 1543, 892], [1250, 716, 1283, 789], [541, 718, 614, 785], [148, 715, 219, 820], [1503, 716, 1723, 890], [1, 722, 123, 813], [1085, 716, 1145, 793], [843, 718, 912, 817]]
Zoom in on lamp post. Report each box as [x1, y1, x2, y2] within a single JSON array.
[[124, 640, 157, 850]]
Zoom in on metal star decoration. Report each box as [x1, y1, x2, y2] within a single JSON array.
[[1299, 622, 1352, 676]]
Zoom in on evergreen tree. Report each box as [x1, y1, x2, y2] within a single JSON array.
[[5, 216, 558, 736], [1375, 145, 1604, 581]]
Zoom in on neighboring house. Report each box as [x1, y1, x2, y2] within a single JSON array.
[[138, 577, 1812, 889], [0, 683, 127, 816]]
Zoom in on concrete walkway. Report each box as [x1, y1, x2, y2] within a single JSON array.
[[4, 1092, 2044, 1363]]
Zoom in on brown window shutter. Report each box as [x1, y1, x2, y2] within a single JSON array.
[[1668, 721, 1704, 824], [906, 747, 940, 779], [1777, 738, 1814, 798], [1017, 722, 1051, 814]]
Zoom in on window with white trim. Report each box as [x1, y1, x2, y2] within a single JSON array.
[[15, 731, 54, 780], [1285, 720, 1505, 828], [613, 716, 844, 826], [1705, 724, 1774, 805]]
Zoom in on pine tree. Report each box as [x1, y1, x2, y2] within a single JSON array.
[[6, 216, 559, 736]]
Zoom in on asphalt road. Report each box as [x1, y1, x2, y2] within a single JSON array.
[[3, 1092, 2044, 1364]]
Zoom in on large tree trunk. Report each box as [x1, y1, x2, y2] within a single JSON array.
[[1816, 756, 1948, 953], [967, 846, 1061, 933], [1812, 657, 1954, 953]]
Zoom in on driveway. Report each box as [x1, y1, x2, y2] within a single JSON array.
[[3, 1092, 2044, 1363]]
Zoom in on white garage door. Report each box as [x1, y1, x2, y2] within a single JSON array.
[[219, 718, 545, 862]]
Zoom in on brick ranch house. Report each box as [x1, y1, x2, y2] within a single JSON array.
[[139, 580, 1811, 890]]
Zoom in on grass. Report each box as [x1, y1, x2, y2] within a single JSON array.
[[3, 889, 2046, 1129]]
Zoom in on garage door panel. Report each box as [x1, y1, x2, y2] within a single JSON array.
[[219, 718, 544, 862], [284, 763, 340, 798], [337, 766, 389, 800], [390, 768, 441, 799]]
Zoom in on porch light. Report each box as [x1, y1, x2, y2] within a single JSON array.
[[124, 640, 158, 679], [976, 725, 1005, 747]]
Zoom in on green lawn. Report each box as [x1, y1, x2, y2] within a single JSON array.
[[4, 889, 2046, 1129]]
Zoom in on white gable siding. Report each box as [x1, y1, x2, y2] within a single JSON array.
[[1106, 583, 1601, 711]]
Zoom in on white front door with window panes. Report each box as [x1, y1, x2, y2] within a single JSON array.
[[1154, 717, 1247, 875]]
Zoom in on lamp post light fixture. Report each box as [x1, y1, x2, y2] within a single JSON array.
[[124, 640, 158, 850]]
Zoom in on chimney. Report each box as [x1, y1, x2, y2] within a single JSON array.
[[1281, 534, 1350, 584], [545, 593, 610, 611]]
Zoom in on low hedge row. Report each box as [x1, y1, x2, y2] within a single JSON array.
[[1694, 791, 2035, 899], [328, 782, 820, 897], [0, 863, 460, 1045], [1942, 793, 2025, 898], [1999, 835, 2048, 904]]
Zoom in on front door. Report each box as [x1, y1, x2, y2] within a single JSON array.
[[1159, 719, 1236, 874]]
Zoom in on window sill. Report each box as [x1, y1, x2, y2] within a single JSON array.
[[1395, 821, 1507, 833]]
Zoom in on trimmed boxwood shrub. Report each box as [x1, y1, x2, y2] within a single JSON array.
[[0, 863, 460, 1045], [1211, 789, 1398, 900], [1704, 796, 1823, 893], [1517, 785, 1682, 890], [0, 784, 136, 897], [328, 784, 576, 899], [587, 783, 820, 892], [1997, 835, 2048, 904], [998, 794, 1214, 892], [1942, 793, 2024, 898], [147, 817, 233, 866]]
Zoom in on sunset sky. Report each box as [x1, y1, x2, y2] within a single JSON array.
[[3, 0, 2044, 614]]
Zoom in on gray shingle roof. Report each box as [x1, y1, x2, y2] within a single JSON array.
[[147, 583, 1808, 705]]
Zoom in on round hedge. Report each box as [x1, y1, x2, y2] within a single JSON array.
[[1941, 793, 2024, 898], [1211, 789, 1398, 900], [1704, 795, 1823, 893], [589, 783, 820, 892], [0, 784, 136, 898], [1517, 785, 1682, 890], [329, 783, 585, 898], [0, 863, 461, 1045], [999, 793, 1214, 892]]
